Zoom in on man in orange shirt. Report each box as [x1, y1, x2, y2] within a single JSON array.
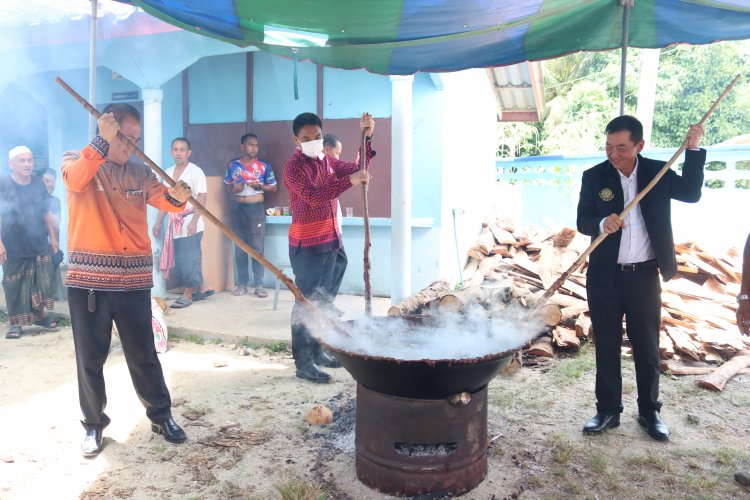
[[63, 104, 192, 457]]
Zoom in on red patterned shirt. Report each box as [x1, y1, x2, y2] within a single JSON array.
[[284, 143, 374, 255]]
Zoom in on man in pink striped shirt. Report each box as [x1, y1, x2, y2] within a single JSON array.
[[284, 112, 375, 383]]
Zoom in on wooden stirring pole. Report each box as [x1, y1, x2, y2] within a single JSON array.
[[55, 76, 353, 338], [531, 74, 741, 313], [360, 129, 373, 316]]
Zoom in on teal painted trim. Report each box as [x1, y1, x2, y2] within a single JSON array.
[[253, 51, 317, 122], [322, 67, 392, 118], [496, 146, 750, 237], [188, 53, 247, 124]]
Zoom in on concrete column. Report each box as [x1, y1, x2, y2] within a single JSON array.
[[142, 88, 164, 166], [142, 88, 165, 295], [390, 75, 414, 303]]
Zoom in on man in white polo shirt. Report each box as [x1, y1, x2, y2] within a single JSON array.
[[153, 137, 213, 308]]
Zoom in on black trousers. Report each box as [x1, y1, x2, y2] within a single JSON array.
[[289, 248, 348, 367], [587, 264, 662, 415], [69, 287, 172, 430], [232, 202, 265, 287], [173, 232, 204, 290]]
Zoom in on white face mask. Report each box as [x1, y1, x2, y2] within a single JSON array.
[[299, 139, 324, 159]]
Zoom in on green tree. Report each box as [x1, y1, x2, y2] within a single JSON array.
[[496, 41, 750, 157], [652, 42, 750, 147], [541, 79, 615, 154]]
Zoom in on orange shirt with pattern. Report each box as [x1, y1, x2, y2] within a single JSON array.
[[62, 145, 185, 291]]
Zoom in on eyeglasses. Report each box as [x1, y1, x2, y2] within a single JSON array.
[[605, 145, 632, 153]]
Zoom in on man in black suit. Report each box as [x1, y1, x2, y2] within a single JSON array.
[[577, 115, 705, 441]]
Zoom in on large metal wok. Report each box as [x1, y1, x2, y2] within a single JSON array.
[[319, 316, 519, 399]]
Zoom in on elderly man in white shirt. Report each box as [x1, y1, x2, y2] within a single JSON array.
[[577, 115, 705, 441], [153, 137, 213, 308]]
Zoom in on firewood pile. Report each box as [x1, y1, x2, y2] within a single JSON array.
[[389, 219, 748, 390]]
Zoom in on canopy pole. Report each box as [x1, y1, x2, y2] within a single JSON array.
[[88, 0, 98, 139], [619, 0, 633, 116]]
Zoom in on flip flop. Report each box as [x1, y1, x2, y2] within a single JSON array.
[[254, 286, 268, 298], [232, 285, 248, 296], [170, 296, 192, 309], [5, 326, 22, 339], [192, 289, 215, 301], [34, 315, 59, 330]]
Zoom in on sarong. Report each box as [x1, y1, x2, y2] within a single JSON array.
[[1, 254, 55, 326], [159, 210, 192, 279]]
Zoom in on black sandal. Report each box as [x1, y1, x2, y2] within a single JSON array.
[[34, 315, 59, 330], [170, 296, 192, 309], [5, 326, 22, 339], [192, 289, 215, 301]]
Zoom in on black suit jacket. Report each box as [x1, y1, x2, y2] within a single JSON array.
[[576, 149, 706, 285]]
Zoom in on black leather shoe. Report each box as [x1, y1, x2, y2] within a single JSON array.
[[637, 411, 670, 441], [314, 350, 342, 369], [151, 417, 187, 443], [81, 429, 103, 457], [582, 413, 620, 435], [296, 363, 331, 384]]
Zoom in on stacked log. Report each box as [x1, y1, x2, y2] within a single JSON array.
[[390, 218, 747, 390], [388, 280, 450, 316]]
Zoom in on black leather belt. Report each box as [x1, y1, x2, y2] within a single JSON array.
[[617, 259, 658, 272]]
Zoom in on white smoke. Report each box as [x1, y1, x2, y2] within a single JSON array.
[[0, 0, 137, 27], [308, 303, 543, 361]]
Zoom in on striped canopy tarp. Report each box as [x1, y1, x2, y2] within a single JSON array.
[[117, 0, 750, 75]]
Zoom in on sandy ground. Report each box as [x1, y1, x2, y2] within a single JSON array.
[[2, 322, 750, 499]]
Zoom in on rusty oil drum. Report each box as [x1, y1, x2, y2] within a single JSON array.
[[354, 384, 489, 497]]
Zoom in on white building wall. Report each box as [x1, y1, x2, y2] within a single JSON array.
[[437, 69, 498, 285]]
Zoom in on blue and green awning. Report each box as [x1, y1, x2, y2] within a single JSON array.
[[115, 1, 750, 75]]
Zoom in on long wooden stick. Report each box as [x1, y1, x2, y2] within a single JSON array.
[[360, 129, 373, 316], [532, 74, 741, 312], [55, 76, 352, 337]]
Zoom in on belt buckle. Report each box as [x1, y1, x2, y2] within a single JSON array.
[[620, 263, 636, 272]]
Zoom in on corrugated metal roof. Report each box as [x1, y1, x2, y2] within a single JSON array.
[[486, 61, 545, 122]]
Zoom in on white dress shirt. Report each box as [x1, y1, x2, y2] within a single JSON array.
[[600, 159, 656, 264]]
